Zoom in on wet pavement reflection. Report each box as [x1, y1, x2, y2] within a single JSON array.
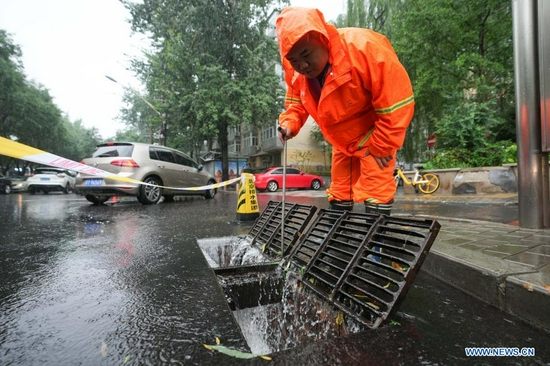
[[0, 192, 547, 365]]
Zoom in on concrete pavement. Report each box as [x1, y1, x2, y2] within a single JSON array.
[[394, 192, 550, 333]]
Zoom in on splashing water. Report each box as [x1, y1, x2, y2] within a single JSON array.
[[232, 271, 367, 354], [200, 236, 367, 354], [198, 236, 270, 268]]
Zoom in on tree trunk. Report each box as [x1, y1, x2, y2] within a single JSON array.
[[219, 120, 229, 182]]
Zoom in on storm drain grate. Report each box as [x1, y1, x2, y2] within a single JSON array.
[[247, 201, 317, 259], [287, 209, 440, 329]]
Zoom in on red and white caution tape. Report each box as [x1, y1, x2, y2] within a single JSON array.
[[0, 136, 241, 191]]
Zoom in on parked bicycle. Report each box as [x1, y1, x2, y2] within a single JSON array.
[[394, 167, 440, 194]]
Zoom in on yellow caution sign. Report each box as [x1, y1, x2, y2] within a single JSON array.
[[236, 173, 259, 222]]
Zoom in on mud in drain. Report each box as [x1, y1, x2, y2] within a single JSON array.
[[198, 200, 440, 354]]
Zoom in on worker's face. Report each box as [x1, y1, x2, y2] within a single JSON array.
[[285, 32, 329, 79]]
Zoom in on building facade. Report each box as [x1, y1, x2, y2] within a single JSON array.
[[226, 118, 329, 173]]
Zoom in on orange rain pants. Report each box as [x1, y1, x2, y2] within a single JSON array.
[[327, 147, 396, 204]]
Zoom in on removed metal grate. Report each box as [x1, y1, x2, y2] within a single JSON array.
[[287, 209, 440, 329], [247, 201, 317, 259]]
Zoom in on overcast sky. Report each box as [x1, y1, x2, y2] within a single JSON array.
[[0, 0, 345, 140]]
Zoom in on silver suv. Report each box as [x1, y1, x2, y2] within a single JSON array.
[[74, 142, 217, 205]]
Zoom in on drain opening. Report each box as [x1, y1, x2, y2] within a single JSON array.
[[214, 266, 367, 354], [198, 201, 440, 354]]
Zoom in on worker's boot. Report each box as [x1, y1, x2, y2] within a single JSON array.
[[365, 199, 394, 262], [326, 200, 353, 231], [364, 199, 393, 216], [329, 200, 354, 211]]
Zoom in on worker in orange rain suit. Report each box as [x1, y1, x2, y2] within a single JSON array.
[[276, 7, 414, 215]]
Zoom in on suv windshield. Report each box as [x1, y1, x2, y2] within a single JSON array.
[[92, 144, 134, 158]]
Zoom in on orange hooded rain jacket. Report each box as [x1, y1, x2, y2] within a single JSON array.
[[276, 7, 414, 204]]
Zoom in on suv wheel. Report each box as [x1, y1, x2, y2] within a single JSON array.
[[204, 180, 217, 199], [85, 195, 110, 205], [63, 183, 70, 194], [138, 176, 162, 205]]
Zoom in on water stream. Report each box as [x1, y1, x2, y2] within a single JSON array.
[[198, 236, 270, 268], [199, 237, 369, 354]]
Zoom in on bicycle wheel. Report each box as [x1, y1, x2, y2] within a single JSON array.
[[417, 173, 440, 194]]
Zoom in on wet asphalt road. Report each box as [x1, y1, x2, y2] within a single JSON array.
[[1, 191, 548, 365]]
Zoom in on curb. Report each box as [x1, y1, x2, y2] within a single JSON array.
[[420, 217, 550, 333], [422, 247, 550, 332]]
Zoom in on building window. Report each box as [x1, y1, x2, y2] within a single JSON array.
[[244, 132, 258, 148], [229, 125, 241, 135], [262, 125, 277, 141], [229, 140, 241, 153]]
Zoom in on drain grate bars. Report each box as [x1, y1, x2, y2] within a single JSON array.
[[288, 211, 440, 329], [288, 209, 378, 269], [246, 201, 280, 243], [247, 201, 317, 259]]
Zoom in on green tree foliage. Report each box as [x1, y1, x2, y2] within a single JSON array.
[[336, 0, 401, 35], [335, 0, 515, 167], [290, 150, 312, 172], [121, 0, 286, 179], [336, 0, 368, 28], [391, 0, 514, 167], [66, 119, 103, 161], [309, 125, 332, 167], [118, 89, 161, 144], [0, 30, 101, 173]]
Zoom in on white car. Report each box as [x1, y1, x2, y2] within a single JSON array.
[[27, 167, 76, 195]]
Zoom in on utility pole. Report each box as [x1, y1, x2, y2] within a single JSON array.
[[512, 0, 550, 228]]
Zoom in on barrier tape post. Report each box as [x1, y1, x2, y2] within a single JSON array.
[[236, 173, 259, 222]]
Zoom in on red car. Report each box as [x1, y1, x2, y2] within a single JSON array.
[[253, 167, 324, 192]]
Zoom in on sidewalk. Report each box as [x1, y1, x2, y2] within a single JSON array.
[[396, 192, 550, 333]]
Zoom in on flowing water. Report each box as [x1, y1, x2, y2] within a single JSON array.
[[198, 236, 270, 268], [200, 237, 370, 355], [231, 272, 368, 354]]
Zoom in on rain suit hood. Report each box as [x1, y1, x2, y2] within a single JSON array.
[[276, 7, 339, 87], [276, 7, 332, 59]]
